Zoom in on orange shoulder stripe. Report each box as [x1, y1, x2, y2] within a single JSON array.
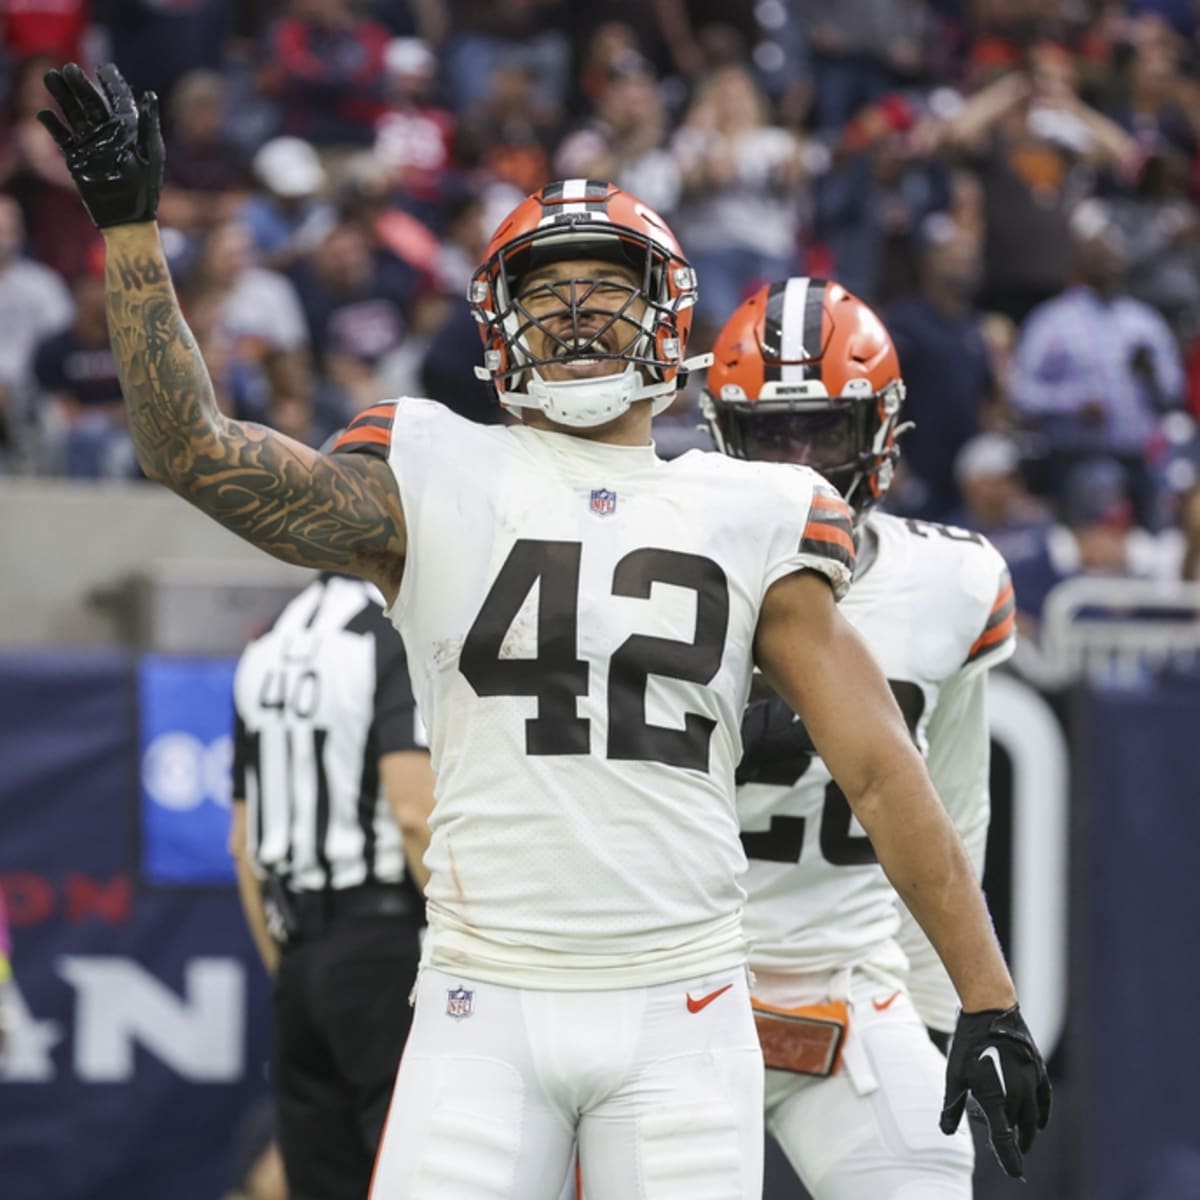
[[969, 611, 1016, 657], [802, 521, 855, 555], [332, 424, 391, 451]]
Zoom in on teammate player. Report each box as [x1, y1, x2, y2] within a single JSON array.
[[704, 277, 1045, 1193], [42, 63, 1048, 1200]]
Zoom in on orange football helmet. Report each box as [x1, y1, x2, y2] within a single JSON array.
[[469, 179, 707, 428], [702, 278, 907, 514]]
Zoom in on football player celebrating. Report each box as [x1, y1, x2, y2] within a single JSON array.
[[704, 277, 1051, 1194], [42, 64, 1046, 1200]]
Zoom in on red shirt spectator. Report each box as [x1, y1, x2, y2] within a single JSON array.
[[1, 0, 90, 65], [266, 0, 391, 148]]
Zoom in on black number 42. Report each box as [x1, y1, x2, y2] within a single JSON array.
[[459, 539, 730, 770]]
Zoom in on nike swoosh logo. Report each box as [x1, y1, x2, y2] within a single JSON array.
[[979, 1045, 1007, 1097], [872, 990, 901, 1012], [686, 983, 734, 1013]]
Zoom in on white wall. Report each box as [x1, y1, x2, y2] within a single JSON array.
[[0, 480, 312, 648]]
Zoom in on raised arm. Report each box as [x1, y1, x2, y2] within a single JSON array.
[[39, 63, 406, 600], [755, 570, 1050, 1177], [103, 223, 405, 593]]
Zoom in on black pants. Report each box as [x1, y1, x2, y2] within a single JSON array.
[[273, 911, 422, 1200]]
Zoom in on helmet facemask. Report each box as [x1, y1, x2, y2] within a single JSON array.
[[706, 380, 907, 517], [472, 217, 704, 429]]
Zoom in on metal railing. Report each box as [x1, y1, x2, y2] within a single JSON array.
[[1014, 576, 1200, 688]]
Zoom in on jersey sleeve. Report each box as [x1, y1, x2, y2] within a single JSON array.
[[963, 555, 1017, 672], [896, 667, 993, 1033], [330, 400, 399, 459], [763, 469, 856, 600]]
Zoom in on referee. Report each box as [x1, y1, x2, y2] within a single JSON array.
[[228, 571, 433, 1200]]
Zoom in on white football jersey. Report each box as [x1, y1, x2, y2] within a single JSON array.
[[333, 398, 855, 988], [737, 512, 1015, 1031]]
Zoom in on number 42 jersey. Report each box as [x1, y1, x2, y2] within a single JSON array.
[[334, 398, 855, 989], [737, 511, 1016, 1032]]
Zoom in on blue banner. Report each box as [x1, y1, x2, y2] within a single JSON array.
[[138, 655, 239, 886], [1074, 673, 1200, 1200], [0, 651, 272, 1200]]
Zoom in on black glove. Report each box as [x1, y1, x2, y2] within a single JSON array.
[[37, 62, 163, 229], [941, 1004, 1052, 1180]]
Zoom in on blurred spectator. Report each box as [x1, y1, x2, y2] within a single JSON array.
[[0, 53, 101, 279], [95, 0, 240, 103], [240, 136, 335, 271], [671, 63, 805, 335], [456, 47, 559, 196], [1006, 456, 1185, 632], [337, 154, 440, 287], [554, 55, 681, 219], [288, 219, 415, 373], [571, 20, 651, 115], [1105, 144, 1200, 345], [884, 223, 994, 518], [419, 299, 498, 424], [159, 70, 248, 236], [264, 0, 391, 148], [794, 0, 932, 130], [376, 186, 483, 399], [1010, 198, 1185, 525], [33, 268, 134, 478], [1, 0, 90, 66], [1127, 0, 1197, 40], [373, 37, 456, 221], [190, 220, 310, 402], [441, 0, 570, 116], [939, 44, 1137, 323], [943, 432, 1053, 565], [429, 188, 487, 294], [0, 192, 73, 465], [817, 94, 947, 303], [1110, 13, 1200, 159]]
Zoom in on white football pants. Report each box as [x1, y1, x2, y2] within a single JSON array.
[[762, 975, 974, 1199], [370, 965, 765, 1200]]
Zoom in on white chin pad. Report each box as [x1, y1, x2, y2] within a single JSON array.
[[524, 366, 640, 428]]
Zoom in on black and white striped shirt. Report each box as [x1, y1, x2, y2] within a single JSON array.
[[232, 574, 425, 892]]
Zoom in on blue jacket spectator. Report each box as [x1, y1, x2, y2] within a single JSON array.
[[886, 225, 994, 518], [1011, 200, 1184, 462]]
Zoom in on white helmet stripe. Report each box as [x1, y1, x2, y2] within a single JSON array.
[[779, 277, 811, 382]]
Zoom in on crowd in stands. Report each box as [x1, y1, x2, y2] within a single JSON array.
[[3, 0, 1200, 632]]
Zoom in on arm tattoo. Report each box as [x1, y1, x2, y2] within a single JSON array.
[[105, 244, 405, 583]]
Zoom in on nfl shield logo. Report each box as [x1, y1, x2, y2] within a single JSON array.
[[446, 986, 474, 1019], [590, 488, 617, 516]]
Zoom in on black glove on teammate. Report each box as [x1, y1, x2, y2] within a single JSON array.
[[941, 1004, 1052, 1180], [37, 62, 163, 229]]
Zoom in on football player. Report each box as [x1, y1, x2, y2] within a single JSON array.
[[42, 63, 1047, 1200], [704, 277, 1046, 1195]]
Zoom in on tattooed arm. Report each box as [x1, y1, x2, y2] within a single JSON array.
[[104, 223, 407, 601]]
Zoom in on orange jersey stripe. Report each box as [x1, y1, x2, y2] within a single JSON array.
[[990, 581, 1015, 616], [970, 611, 1016, 657], [356, 402, 398, 422], [802, 522, 855, 556], [333, 424, 391, 451]]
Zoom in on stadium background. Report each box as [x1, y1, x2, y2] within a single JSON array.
[[2, 0, 1200, 1196]]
